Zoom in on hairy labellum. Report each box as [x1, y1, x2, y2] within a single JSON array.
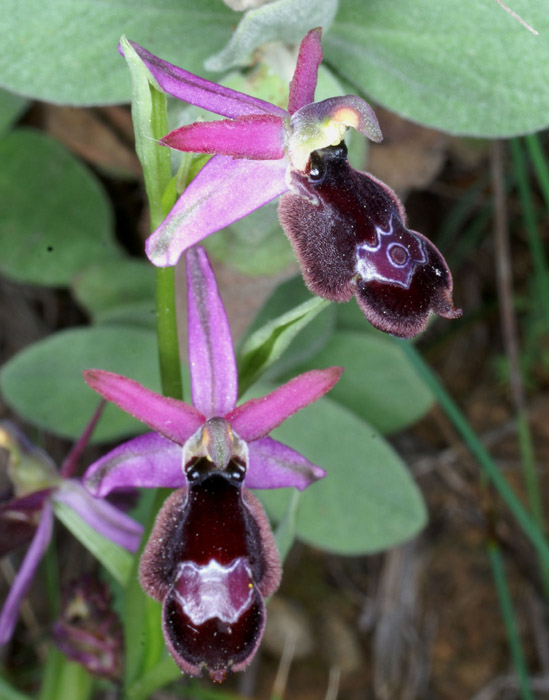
[[139, 458, 281, 682], [278, 142, 462, 338]]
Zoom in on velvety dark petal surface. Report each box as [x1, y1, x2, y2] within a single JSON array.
[[354, 227, 462, 337], [163, 583, 264, 681], [139, 473, 280, 680], [279, 143, 461, 337]]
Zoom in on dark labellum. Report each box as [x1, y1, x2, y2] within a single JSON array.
[[278, 142, 462, 338], [139, 458, 281, 682]]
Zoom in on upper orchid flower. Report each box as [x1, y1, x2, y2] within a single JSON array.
[[0, 417, 142, 645], [124, 28, 461, 338], [83, 246, 342, 681]]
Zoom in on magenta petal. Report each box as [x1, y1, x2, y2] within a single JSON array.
[[54, 483, 143, 553], [288, 27, 323, 114], [126, 40, 287, 120], [162, 115, 286, 160], [186, 247, 238, 418], [246, 437, 325, 491], [226, 367, 343, 442], [84, 433, 184, 497], [0, 502, 53, 644], [145, 156, 289, 267], [83, 370, 205, 444]]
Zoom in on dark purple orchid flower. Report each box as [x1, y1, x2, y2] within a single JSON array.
[[83, 246, 342, 681], [279, 142, 462, 337], [122, 27, 460, 337], [52, 574, 123, 680], [0, 420, 142, 645]]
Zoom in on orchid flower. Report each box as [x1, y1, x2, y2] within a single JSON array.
[[83, 245, 342, 681], [52, 574, 123, 680], [0, 418, 143, 645], [124, 27, 461, 338]]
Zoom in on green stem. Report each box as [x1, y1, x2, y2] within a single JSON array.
[[274, 490, 301, 563], [122, 36, 183, 401], [524, 133, 549, 212], [491, 142, 548, 596], [487, 543, 534, 700], [42, 537, 60, 620], [398, 340, 549, 565], [39, 646, 94, 700], [146, 88, 172, 230], [516, 410, 545, 546], [147, 87, 183, 401], [155, 267, 182, 399], [121, 41, 186, 698], [123, 489, 167, 692], [509, 139, 549, 327], [126, 655, 181, 700], [0, 677, 34, 700]]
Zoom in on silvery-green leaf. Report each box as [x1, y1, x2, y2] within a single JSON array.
[[326, 0, 549, 136], [205, 0, 338, 72], [0, 0, 235, 104]]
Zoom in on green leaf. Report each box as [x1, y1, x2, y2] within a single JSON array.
[[53, 499, 134, 586], [122, 489, 168, 692], [204, 0, 338, 71], [326, 0, 549, 136], [0, 88, 27, 136], [237, 293, 330, 395], [126, 654, 181, 700], [287, 330, 434, 434], [0, 129, 119, 286], [72, 259, 156, 326], [204, 201, 297, 277], [0, 0, 236, 105], [0, 326, 160, 442], [240, 275, 336, 382], [257, 394, 427, 554], [120, 36, 173, 230], [273, 490, 301, 563], [335, 295, 378, 332], [0, 677, 34, 700]]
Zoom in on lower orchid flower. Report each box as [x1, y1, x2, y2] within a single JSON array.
[[52, 574, 123, 680], [83, 246, 342, 682], [122, 27, 461, 337], [0, 416, 143, 645]]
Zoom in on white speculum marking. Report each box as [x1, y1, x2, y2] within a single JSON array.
[[355, 215, 427, 289], [174, 558, 254, 625]]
